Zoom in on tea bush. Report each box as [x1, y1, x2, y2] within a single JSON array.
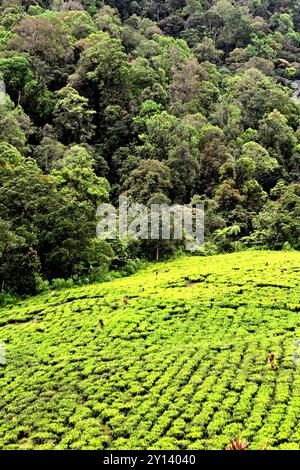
[[0, 251, 299, 450]]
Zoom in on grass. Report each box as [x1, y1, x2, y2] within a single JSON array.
[[0, 250, 299, 450]]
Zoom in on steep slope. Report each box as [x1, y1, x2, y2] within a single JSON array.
[[0, 251, 299, 450]]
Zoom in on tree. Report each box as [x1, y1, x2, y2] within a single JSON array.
[[0, 97, 32, 154], [111, 145, 141, 196], [8, 16, 74, 66], [0, 158, 51, 294], [193, 37, 223, 63], [0, 154, 112, 293], [0, 0, 23, 30], [53, 85, 96, 144], [95, 5, 122, 37], [138, 110, 196, 160], [69, 31, 132, 120], [167, 142, 200, 203], [226, 69, 298, 129], [0, 141, 23, 168], [252, 182, 300, 249], [60, 1, 85, 11], [171, 57, 204, 105], [258, 109, 297, 167], [235, 156, 256, 187], [60, 8, 97, 39], [101, 104, 131, 158], [206, 0, 254, 53], [51, 145, 110, 205], [125, 159, 172, 204], [215, 179, 245, 212], [33, 135, 66, 173], [241, 141, 282, 190], [0, 55, 35, 106], [240, 178, 267, 213], [199, 139, 230, 195]]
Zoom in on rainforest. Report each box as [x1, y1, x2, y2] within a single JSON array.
[[0, 0, 299, 298], [0, 0, 299, 454]]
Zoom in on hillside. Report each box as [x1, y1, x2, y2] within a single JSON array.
[[0, 251, 299, 450], [1, 1, 300, 298]]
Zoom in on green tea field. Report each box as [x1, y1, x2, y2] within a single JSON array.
[[0, 251, 299, 450]]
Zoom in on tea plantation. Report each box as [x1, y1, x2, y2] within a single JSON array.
[[0, 251, 299, 450]]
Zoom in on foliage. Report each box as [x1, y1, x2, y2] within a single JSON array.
[[0, 251, 299, 450], [0, 0, 299, 296]]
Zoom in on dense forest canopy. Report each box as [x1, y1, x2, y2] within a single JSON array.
[[0, 0, 299, 296]]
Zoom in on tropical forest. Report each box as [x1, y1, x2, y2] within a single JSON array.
[[0, 0, 299, 453]]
